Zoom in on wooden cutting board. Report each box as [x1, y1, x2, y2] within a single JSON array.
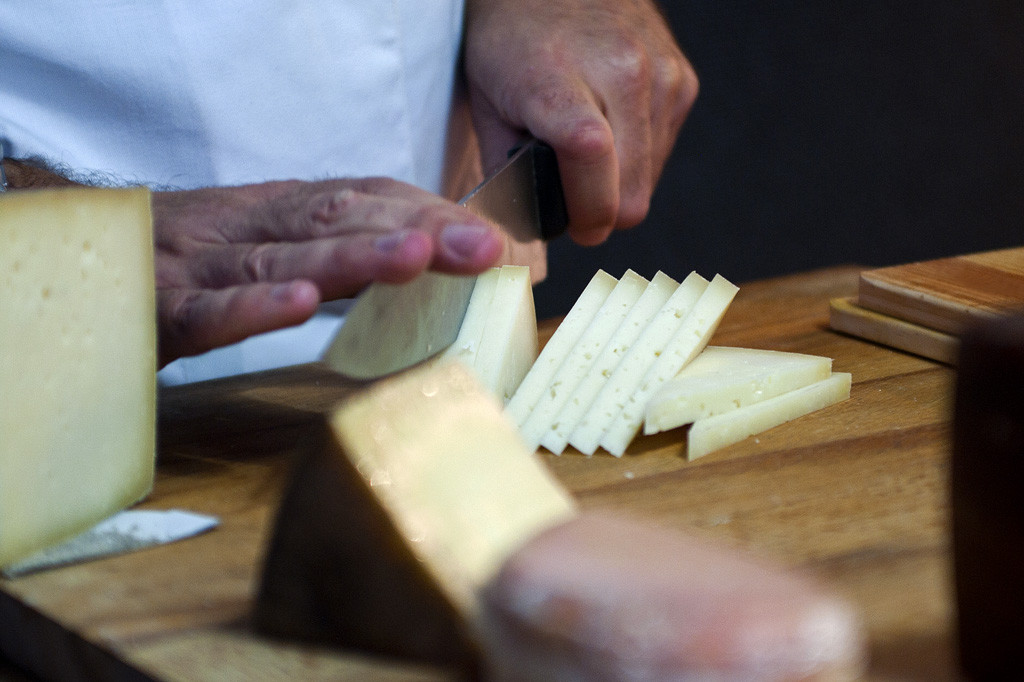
[[829, 246, 1024, 364]]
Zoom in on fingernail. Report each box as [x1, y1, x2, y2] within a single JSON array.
[[441, 223, 492, 261], [375, 229, 410, 253], [270, 282, 297, 302]]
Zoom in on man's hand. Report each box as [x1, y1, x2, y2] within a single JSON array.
[[153, 177, 504, 367], [464, 0, 698, 246]]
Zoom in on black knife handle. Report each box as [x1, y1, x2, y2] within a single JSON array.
[[510, 139, 569, 241]]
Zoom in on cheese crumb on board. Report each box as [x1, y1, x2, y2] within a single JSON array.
[[0, 187, 156, 569], [506, 270, 618, 426], [643, 346, 833, 435], [687, 372, 852, 460], [517, 270, 649, 449]]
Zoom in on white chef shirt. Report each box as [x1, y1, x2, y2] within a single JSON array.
[[0, 1, 471, 383]]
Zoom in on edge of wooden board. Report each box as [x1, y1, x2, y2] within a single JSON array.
[[828, 297, 959, 365]]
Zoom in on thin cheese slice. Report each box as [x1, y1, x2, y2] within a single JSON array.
[[643, 346, 833, 435], [518, 270, 649, 449], [687, 372, 852, 460], [440, 267, 500, 368], [325, 271, 476, 379], [0, 187, 156, 569], [540, 271, 679, 454], [505, 270, 618, 426], [255, 360, 576, 665], [600, 274, 739, 456], [472, 265, 538, 403], [567, 271, 709, 455]]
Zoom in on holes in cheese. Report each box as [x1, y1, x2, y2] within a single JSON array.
[[255, 360, 577, 667], [539, 271, 680, 455], [505, 270, 618, 426], [686, 372, 852, 460], [643, 346, 834, 435], [566, 271, 711, 456], [599, 274, 739, 457], [517, 270, 649, 450], [0, 187, 156, 569]]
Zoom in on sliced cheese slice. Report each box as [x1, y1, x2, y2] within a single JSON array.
[[518, 270, 649, 450], [600, 274, 739, 456], [472, 265, 537, 403], [0, 187, 156, 569], [540, 271, 679, 454], [440, 267, 500, 368], [567, 271, 709, 456], [643, 346, 833, 435], [687, 372, 852, 460], [325, 270, 477, 379], [255, 360, 576, 665], [506, 270, 618, 426]]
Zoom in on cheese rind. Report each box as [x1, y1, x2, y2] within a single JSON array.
[[519, 270, 649, 449], [643, 346, 833, 434], [540, 271, 679, 454], [567, 272, 709, 456], [687, 372, 852, 460], [506, 270, 618, 426], [0, 187, 156, 568], [600, 274, 739, 457]]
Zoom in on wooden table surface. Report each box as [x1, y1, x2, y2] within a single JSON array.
[[0, 265, 961, 680]]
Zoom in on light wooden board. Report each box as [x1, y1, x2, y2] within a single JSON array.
[[829, 296, 959, 365], [0, 266, 961, 680], [857, 246, 1024, 334]]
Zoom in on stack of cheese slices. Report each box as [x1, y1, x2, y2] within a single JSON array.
[[500, 269, 851, 460]]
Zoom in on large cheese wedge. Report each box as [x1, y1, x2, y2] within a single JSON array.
[[567, 271, 709, 456], [643, 346, 833, 435], [440, 267, 500, 368], [518, 270, 649, 449], [600, 274, 739, 456], [505, 270, 618, 426], [0, 187, 156, 569], [471, 265, 537, 403], [540, 271, 679, 454], [325, 271, 476, 379], [687, 372, 852, 460], [255, 360, 577, 667]]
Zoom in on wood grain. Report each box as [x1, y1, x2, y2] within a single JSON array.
[[856, 246, 1024, 334], [0, 265, 961, 680]]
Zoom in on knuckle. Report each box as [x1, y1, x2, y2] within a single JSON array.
[[242, 242, 276, 283]]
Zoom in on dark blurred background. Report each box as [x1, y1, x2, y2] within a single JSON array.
[[535, 1, 1024, 318]]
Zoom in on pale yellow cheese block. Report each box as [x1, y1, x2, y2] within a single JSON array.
[[0, 187, 156, 568], [600, 274, 739, 457], [255, 360, 577, 665], [472, 265, 537, 403], [567, 272, 709, 456], [325, 271, 477, 379], [687, 372, 852, 460], [540, 271, 679, 455], [440, 267, 500, 368], [643, 346, 833, 435], [505, 270, 618, 426], [518, 270, 649, 449]]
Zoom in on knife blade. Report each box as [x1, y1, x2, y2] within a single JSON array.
[[323, 138, 566, 380]]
